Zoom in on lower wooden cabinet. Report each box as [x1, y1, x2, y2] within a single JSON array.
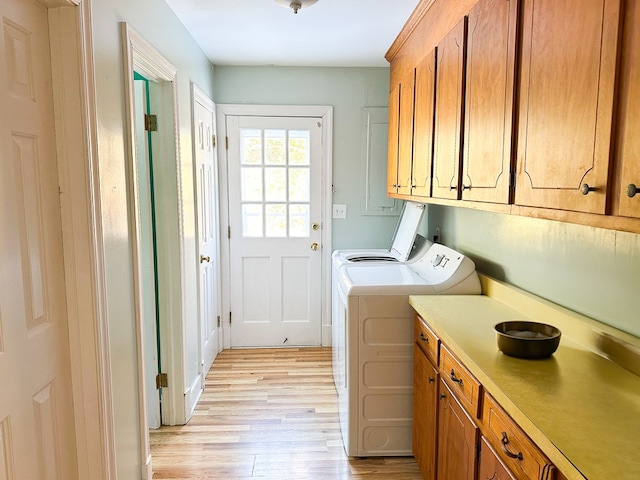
[[437, 380, 479, 480], [413, 344, 439, 480], [478, 436, 517, 480], [413, 314, 559, 480]]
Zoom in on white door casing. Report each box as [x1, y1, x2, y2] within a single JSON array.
[[226, 115, 324, 347], [192, 85, 221, 380], [0, 0, 78, 477]]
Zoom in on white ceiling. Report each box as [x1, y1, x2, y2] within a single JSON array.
[[164, 0, 420, 67]]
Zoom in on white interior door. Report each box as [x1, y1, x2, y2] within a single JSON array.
[[193, 87, 221, 376], [0, 0, 78, 477], [227, 116, 323, 347]]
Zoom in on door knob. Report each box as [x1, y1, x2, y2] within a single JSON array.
[[312, 222, 320, 230], [310, 243, 319, 251], [627, 183, 639, 198], [200, 255, 210, 263], [581, 183, 596, 195]]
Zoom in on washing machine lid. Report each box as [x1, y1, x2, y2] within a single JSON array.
[[388, 202, 425, 261], [339, 263, 439, 295]]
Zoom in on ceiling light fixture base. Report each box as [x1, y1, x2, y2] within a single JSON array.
[[274, 0, 319, 14]]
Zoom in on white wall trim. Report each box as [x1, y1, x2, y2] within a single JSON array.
[[215, 104, 334, 348], [47, 1, 115, 478]]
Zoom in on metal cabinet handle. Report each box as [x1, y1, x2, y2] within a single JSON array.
[[581, 183, 596, 195], [419, 332, 429, 344], [627, 183, 639, 198], [501, 432, 524, 460], [428, 377, 435, 384], [450, 369, 464, 386], [200, 255, 210, 263]]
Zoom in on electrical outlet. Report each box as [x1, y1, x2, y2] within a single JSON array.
[[333, 204, 347, 219]]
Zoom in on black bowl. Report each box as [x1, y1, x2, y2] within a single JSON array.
[[494, 321, 561, 359]]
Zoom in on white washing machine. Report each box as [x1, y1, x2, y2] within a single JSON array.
[[333, 243, 481, 457]]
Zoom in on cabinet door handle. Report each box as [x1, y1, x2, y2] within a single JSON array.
[[501, 432, 524, 460], [419, 332, 429, 344], [627, 183, 639, 198], [581, 183, 596, 195], [428, 377, 435, 384], [439, 393, 446, 399], [450, 369, 464, 386]]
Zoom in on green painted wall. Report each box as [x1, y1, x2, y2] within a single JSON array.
[[213, 66, 401, 250], [427, 205, 640, 337]]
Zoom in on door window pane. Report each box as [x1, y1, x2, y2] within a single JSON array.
[[265, 167, 286, 202], [265, 129, 286, 165], [241, 167, 263, 202], [289, 168, 310, 202], [289, 130, 310, 166], [242, 204, 263, 237], [289, 204, 310, 237], [240, 129, 262, 165], [265, 204, 287, 237]]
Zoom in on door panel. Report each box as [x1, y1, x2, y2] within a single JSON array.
[[194, 91, 220, 377], [0, 0, 77, 477], [227, 116, 322, 347]]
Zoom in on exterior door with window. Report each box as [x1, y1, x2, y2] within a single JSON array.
[[227, 116, 322, 347]]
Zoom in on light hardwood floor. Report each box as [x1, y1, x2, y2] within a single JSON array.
[[150, 347, 421, 479]]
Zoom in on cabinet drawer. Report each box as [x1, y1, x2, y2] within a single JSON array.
[[482, 393, 556, 480], [440, 344, 481, 417], [414, 315, 439, 365]]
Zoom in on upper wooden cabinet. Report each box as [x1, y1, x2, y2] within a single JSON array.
[[514, 0, 622, 214], [387, 70, 415, 196], [615, 0, 640, 219], [432, 18, 467, 200], [412, 49, 437, 198], [461, 0, 519, 204]]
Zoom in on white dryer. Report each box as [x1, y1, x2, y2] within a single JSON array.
[[333, 243, 481, 457]]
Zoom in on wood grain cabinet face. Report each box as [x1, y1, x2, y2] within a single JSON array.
[[515, 0, 622, 214], [388, 70, 416, 196], [412, 49, 437, 198], [387, 82, 400, 195], [413, 344, 439, 480], [461, 0, 518, 204], [478, 436, 517, 480], [615, 0, 640, 218], [432, 17, 468, 200], [437, 379, 479, 480]]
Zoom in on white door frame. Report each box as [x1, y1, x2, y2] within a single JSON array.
[[46, 0, 115, 478], [121, 22, 188, 476], [216, 104, 333, 349]]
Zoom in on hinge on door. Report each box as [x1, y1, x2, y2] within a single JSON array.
[[229, 311, 232, 324], [217, 315, 221, 328], [156, 373, 168, 389], [225, 136, 229, 150], [145, 114, 158, 132], [212, 134, 216, 148], [509, 171, 516, 188], [228, 226, 231, 239]]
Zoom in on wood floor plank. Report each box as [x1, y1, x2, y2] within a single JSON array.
[[150, 347, 421, 479]]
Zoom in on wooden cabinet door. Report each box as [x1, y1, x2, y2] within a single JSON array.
[[616, 0, 640, 218], [412, 49, 437, 198], [387, 82, 400, 195], [515, 0, 621, 213], [413, 345, 439, 480], [462, 0, 518, 204], [478, 436, 517, 480], [397, 69, 416, 196], [437, 379, 478, 480], [432, 17, 467, 200]]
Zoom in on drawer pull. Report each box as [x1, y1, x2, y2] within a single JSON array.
[[501, 432, 523, 460], [419, 332, 429, 343], [428, 377, 435, 384], [450, 369, 464, 386]]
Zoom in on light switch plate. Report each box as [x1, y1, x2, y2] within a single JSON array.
[[333, 204, 347, 219]]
